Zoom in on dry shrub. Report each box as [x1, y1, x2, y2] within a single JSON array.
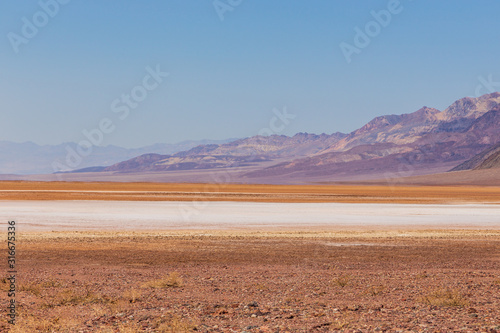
[[253, 283, 270, 291], [117, 321, 143, 332], [156, 317, 196, 333], [91, 304, 109, 317], [40, 279, 63, 288], [364, 285, 386, 296], [18, 282, 42, 296], [420, 288, 468, 307], [110, 299, 132, 314], [8, 315, 60, 333], [314, 316, 350, 330], [44, 288, 112, 308], [332, 275, 351, 288], [0, 277, 10, 291], [18, 279, 63, 297], [122, 288, 142, 303], [331, 317, 350, 329], [142, 272, 183, 289], [96, 328, 115, 333]]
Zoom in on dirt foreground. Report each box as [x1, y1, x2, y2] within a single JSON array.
[[2, 230, 500, 332]]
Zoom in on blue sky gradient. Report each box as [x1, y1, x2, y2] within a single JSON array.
[[1, 0, 499, 147]]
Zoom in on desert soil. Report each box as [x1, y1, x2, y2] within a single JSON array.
[[1, 181, 500, 204], [1, 230, 500, 332]]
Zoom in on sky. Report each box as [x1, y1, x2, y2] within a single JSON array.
[[1, 0, 500, 148]]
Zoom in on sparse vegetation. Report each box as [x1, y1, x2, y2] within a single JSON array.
[[116, 321, 143, 333], [332, 275, 351, 288], [41, 288, 112, 308], [122, 288, 142, 303], [0, 277, 9, 291], [142, 272, 183, 289], [4, 230, 499, 331], [155, 317, 196, 333], [18, 282, 42, 296], [331, 317, 350, 329], [7, 313, 79, 333], [420, 288, 468, 307], [364, 285, 386, 296], [18, 279, 62, 297]]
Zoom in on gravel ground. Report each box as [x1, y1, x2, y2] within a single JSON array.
[[2, 231, 500, 332]]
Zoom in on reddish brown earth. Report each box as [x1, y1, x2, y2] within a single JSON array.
[[2, 182, 500, 332], [2, 230, 500, 332], [1, 181, 500, 203]]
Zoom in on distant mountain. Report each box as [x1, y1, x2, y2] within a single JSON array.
[[452, 142, 500, 171], [0, 139, 235, 174], [475, 149, 500, 170], [244, 93, 500, 181], [103, 132, 347, 173], [98, 93, 500, 182], [14, 92, 500, 184]]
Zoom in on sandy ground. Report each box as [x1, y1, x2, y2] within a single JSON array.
[[2, 200, 500, 232]]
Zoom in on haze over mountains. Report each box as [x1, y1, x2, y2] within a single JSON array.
[[0, 139, 234, 175], [3, 92, 500, 184]]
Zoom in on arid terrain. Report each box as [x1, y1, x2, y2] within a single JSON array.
[[1, 182, 500, 332], [1, 230, 500, 332], [2, 181, 500, 204]]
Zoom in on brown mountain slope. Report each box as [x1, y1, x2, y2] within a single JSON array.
[[99, 93, 500, 182], [451, 142, 500, 171], [245, 104, 500, 181], [319, 92, 500, 154], [475, 149, 500, 170], [104, 132, 347, 173]]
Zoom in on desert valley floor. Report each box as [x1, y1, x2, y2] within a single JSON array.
[[1, 182, 500, 332]]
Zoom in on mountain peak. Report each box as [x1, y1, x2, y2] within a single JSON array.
[[439, 93, 500, 121]]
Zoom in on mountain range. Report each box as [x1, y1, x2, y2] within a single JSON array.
[[3, 92, 500, 184], [0, 139, 234, 175], [93, 92, 500, 183]]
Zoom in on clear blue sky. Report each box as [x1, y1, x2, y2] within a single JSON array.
[[1, 0, 499, 148]]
